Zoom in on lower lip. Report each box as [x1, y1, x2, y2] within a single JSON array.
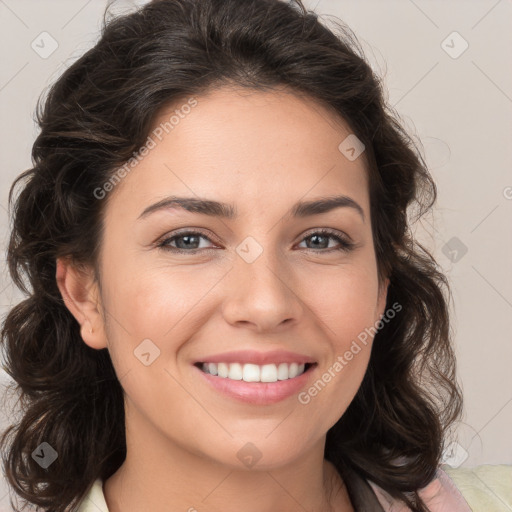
[[193, 364, 315, 405]]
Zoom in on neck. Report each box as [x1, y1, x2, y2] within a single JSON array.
[[103, 406, 353, 512]]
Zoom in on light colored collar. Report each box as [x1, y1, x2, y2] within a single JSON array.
[[77, 478, 109, 512], [77, 466, 475, 512]]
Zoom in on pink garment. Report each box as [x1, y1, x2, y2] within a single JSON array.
[[368, 467, 473, 511]]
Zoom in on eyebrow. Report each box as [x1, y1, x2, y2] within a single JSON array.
[[137, 194, 365, 222]]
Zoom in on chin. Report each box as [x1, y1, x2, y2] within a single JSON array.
[[197, 433, 313, 472]]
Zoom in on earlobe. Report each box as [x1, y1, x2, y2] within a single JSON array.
[[55, 257, 107, 350]]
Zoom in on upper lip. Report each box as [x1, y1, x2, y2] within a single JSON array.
[[194, 350, 316, 366]]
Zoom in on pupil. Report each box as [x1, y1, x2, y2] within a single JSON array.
[[310, 234, 327, 248], [178, 235, 198, 249]]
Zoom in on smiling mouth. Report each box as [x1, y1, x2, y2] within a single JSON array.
[[194, 361, 316, 383]]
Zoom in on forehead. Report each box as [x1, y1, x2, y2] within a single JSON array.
[[104, 86, 370, 222]]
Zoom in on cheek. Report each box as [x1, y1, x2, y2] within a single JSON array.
[[105, 264, 196, 336], [101, 264, 227, 381], [299, 264, 379, 409], [306, 263, 380, 343]]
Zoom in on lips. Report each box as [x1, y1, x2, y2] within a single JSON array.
[[194, 364, 316, 405], [192, 349, 318, 404], [194, 349, 316, 366]]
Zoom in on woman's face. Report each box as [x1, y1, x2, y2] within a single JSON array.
[[76, 86, 388, 470]]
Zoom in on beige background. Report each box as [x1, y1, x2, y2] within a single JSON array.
[[1, 0, 511, 508]]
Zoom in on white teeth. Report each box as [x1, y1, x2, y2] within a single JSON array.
[[242, 364, 260, 382], [260, 364, 278, 382], [277, 362, 289, 380], [200, 362, 308, 382], [228, 362, 243, 380], [217, 362, 229, 378]]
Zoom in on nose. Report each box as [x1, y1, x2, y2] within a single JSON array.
[[221, 248, 304, 333]]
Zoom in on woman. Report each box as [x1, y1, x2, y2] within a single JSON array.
[[0, 0, 495, 510]]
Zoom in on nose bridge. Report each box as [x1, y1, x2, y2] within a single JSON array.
[[234, 234, 288, 296], [222, 234, 302, 329]]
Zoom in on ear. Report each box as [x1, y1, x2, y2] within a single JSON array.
[[55, 256, 108, 350], [376, 276, 390, 320]]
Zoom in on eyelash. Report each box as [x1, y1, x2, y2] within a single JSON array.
[[156, 228, 355, 255]]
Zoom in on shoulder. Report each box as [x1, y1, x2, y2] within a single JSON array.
[[368, 464, 512, 511], [442, 463, 512, 511], [74, 466, 512, 512], [77, 478, 109, 512]]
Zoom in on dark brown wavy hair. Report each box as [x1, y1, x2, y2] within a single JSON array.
[[0, 0, 463, 510]]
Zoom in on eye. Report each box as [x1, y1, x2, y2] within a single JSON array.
[[297, 229, 355, 253], [157, 228, 355, 254], [157, 230, 217, 254]]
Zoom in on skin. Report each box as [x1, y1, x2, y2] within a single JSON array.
[[56, 85, 389, 512]]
